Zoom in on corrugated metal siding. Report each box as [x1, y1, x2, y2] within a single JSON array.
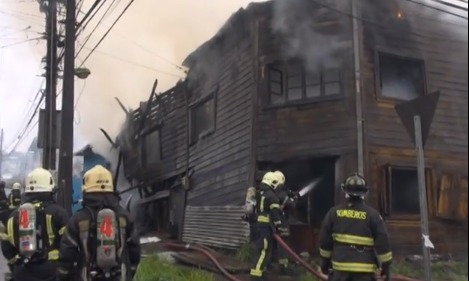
[[182, 206, 250, 249]]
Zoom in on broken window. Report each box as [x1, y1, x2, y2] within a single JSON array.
[[377, 53, 426, 100], [437, 174, 468, 221], [267, 62, 342, 105], [142, 129, 161, 166], [383, 166, 431, 216], [190, 94, 216, 144]]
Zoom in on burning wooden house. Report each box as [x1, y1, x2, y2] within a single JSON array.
[[117, 0, 468, 255]]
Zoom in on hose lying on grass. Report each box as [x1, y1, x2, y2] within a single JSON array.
[[162, 242, 244, 281]]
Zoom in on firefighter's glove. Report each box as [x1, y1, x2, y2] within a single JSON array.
[[380, 262, 391, 279], [277, 226, 290, 237], [320, 258, 331, 275]]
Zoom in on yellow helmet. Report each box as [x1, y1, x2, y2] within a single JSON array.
[[273, 171, 286, 185], [261, 171, 284, 189], [12, 182, 21, 190], [82, 165, 114, 193], [25, 168, 55, 193]]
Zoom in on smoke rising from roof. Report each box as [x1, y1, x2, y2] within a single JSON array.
[[73, 0, 268, 167], [271, 0, 349, 72]]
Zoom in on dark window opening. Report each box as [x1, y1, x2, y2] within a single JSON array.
[[190, 95, 216, 144], [267, 62, 342, 105], [142, 129, 161, 166], [384, 166, 431, 216], [377, 53, 426, 101]]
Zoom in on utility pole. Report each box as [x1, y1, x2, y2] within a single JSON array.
[[42, 0, 58, 170], [0, 129, 3, 178], [57, 0, 76, 214]]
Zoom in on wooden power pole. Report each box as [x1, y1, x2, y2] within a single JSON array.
[[42, 0, 58, 170], [57, 0, 76, 214]]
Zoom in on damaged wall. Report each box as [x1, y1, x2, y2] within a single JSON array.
[[254, 0, 357, 162], [183, 7, 255, 206], [359, 0, 468, 255]]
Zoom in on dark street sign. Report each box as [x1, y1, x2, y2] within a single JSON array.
[[394, 91, 440, 147]]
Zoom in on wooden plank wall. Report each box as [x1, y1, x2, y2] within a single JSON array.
[[360, 0, 468, 155], [254, 2, 358, 163], [360, 0, 468, 255], [185, 12, 255, 206]]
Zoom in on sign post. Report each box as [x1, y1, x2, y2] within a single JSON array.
[[395, 91, 441, 281]]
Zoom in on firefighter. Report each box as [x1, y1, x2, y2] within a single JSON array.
[[250, 171, 288, 281], [318, 174, 392, 281], [0, 180, 10, 225], [57, 165, 141, 281], [8, 182, 22, 209], [0, 168, 70, 281], [271, 170, 296, 275]]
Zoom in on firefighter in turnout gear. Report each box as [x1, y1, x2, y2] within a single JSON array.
[[319, 174, 392, 281], [271, 170, 295, 275], [57, 165, 141, 281], [9, 182, 22, 209], [250, 171, 288, 281], [0, 168, 70, 281], [0, 180, 10, 224]]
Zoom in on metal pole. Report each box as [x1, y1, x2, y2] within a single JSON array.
[[58, 0, 76, 214], [43, 0, 58, 170], [352, 0, 364, 176], [414, 115, 432, 281]]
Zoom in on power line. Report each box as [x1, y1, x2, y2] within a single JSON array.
[[79, 0, 137, 66], [75, 0, 118, 60], [308, 0, 467, 44], [427, 0, 468, 11], [0, 36, 42, 48], [401, 0, 468, 19]]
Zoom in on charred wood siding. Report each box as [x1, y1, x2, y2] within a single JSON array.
[[360, 0, 468, 155], [254, 5, 358, 162], [137, 86, 187, 183], [186, 31, 254, 206]]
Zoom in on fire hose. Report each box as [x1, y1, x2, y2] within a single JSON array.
[[273, 233, 421, 281], [162, 242, 244, 281]]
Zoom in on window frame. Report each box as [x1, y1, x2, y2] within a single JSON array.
[[189, 92, 217, 145], [382, 164, 434, 220], [374, 50, 428, 103], [266, 61, 343, 107], [141, 127, 162, 167]]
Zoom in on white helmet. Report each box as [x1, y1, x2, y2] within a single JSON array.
[[25, 168, 55, 193], [82, 165, 114, 193], [273, 171, 286, 186], [12, 182, 21, 190], [261, 171, 285, 190]]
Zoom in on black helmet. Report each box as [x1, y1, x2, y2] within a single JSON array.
[[341, 174, 368, 197]]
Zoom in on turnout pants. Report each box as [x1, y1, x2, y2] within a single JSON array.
[[329, 271, 376, 281], [250, 224, 274, 280]]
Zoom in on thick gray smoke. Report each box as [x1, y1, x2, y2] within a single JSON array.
[[271, 0, 350, 71]]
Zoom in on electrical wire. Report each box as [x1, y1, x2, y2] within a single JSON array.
[[0, 36, 42, 49], [75, 0, 118, 60], [427, 0, 468, 11], [79, 0, 137, 67], [401, 0, 468, 19], [308, 0, 468, 44]]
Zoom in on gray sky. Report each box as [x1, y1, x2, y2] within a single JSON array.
[[0, 0, 467, 155]]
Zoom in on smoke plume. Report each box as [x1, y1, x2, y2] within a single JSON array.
[[271, 0, 350, 72]]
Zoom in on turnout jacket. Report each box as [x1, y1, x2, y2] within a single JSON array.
[[319, 200, 392, 273], [256, 183, 284, 226], [58, 193, 141, 280], [8, 190, 22, 209], [0, 193, 69, 281]]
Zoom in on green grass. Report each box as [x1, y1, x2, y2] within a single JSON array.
[[133, 256, 214, 281], [235, 242, 254, 263], [297, 259, 468, 281]]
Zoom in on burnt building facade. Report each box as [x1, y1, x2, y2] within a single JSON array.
[[118, 0, 468, 255]]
